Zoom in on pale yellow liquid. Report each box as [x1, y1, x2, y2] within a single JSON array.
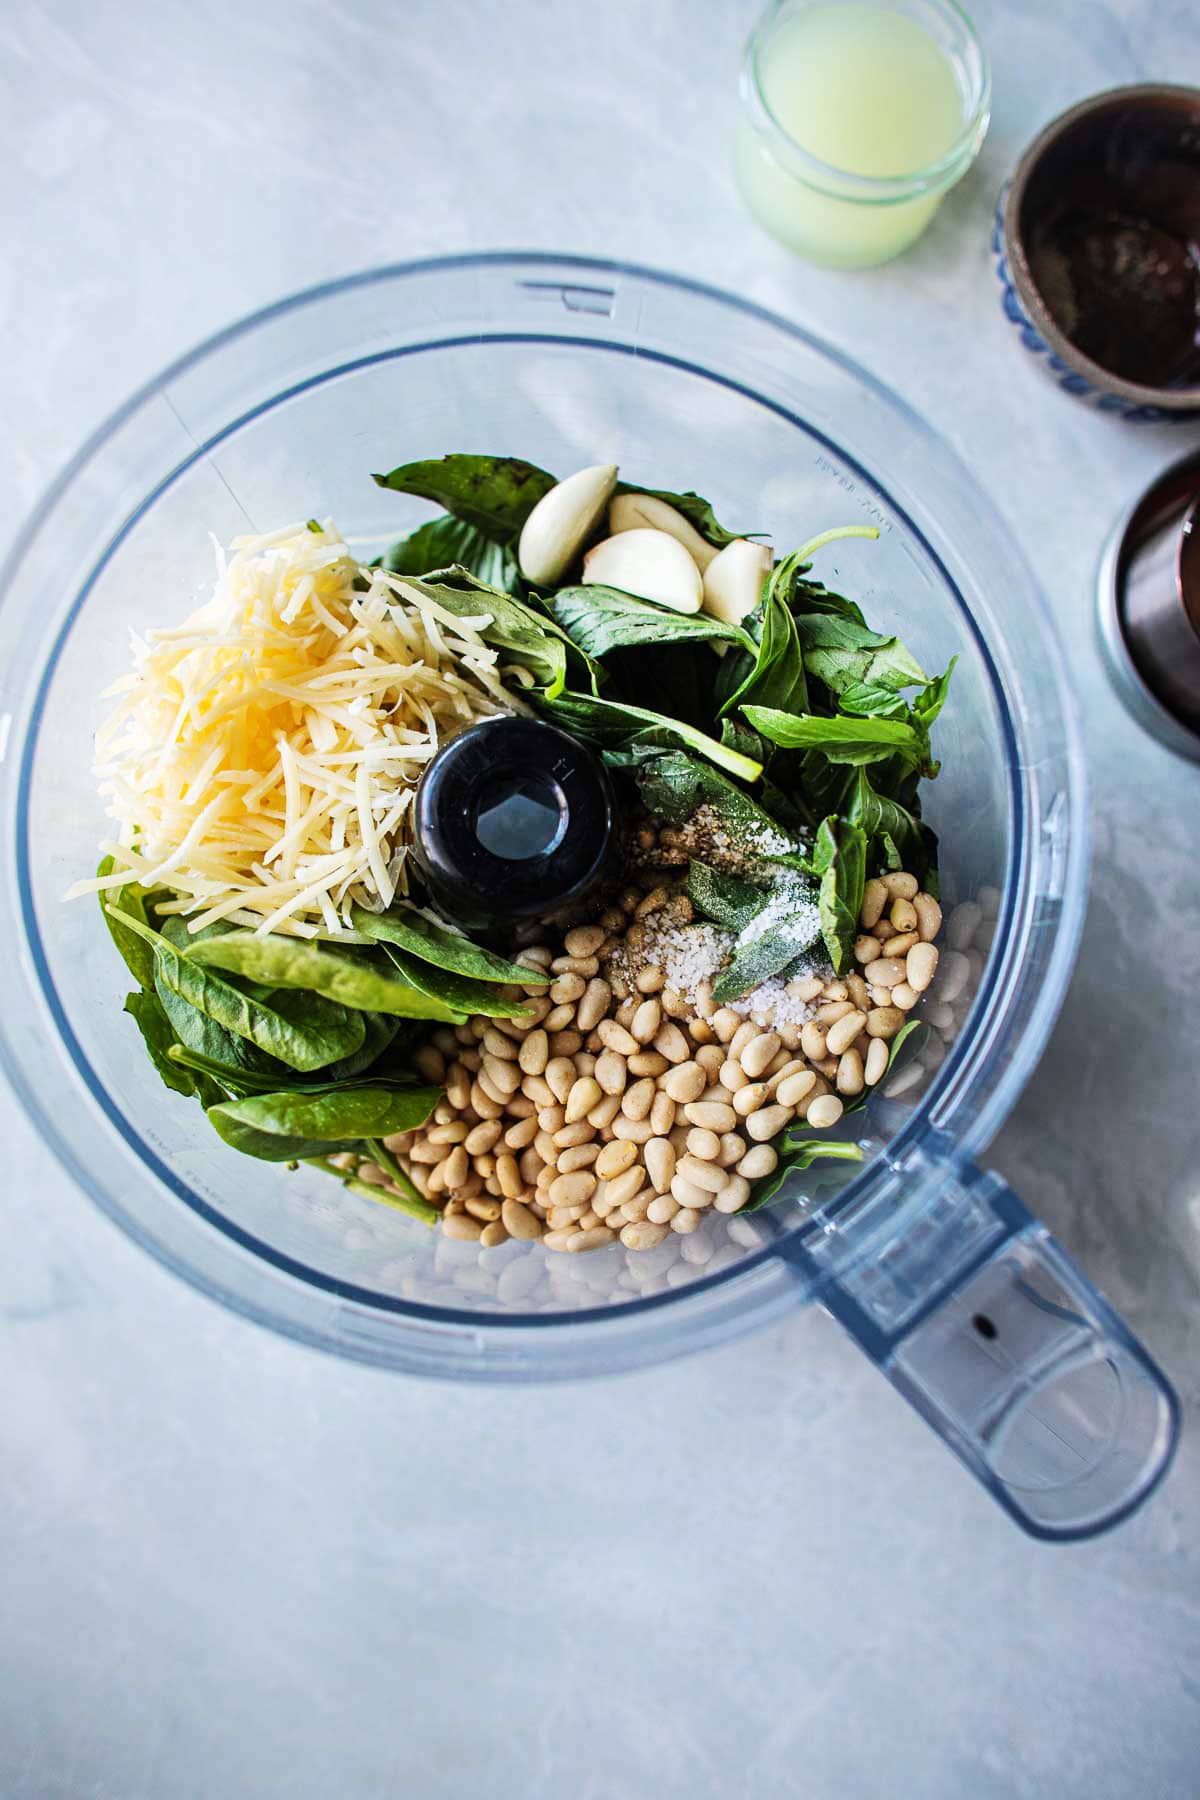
[[736, 4, 968, 268]]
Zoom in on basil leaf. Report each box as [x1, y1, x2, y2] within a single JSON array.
[[743, 706, 926, 767], [540, 693, 762, 784], [379, 945, 533, 1019], [111, 908, 370, 1072], [612, 483, 743, 550], [351, 902, 548, 987], [686, 861, 765, 931], [845, 767, 937, 880], [380, 514, 519, 591], [634, 750, 793, 855], [371, 455, 555, 539], [710, 871, 821, 1004], [551, 584, 755, 659], [207, 1084, 441, 1162], [836, 681, 912, 720], [741, 1138, 865, 1212], [97, 858, 161, 991], [718, 594, 808, 720], [791, 614, 927, 696], [911, 659, 956, 732], [184, 932, 466, 1021], [805, 816, 867, 974], [123, 990, 208, 1100], [387, 566, 585, 699]]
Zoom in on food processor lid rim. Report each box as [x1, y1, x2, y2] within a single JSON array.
[[0, 251, 1087, 1349]]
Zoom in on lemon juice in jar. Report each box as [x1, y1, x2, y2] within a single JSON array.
[[736, 0, 990, 269]]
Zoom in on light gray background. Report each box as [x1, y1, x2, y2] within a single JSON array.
[[3, 2, 1199, 1796]]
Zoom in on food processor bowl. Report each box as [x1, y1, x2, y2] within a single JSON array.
[[0, 254, 1178, 1539]]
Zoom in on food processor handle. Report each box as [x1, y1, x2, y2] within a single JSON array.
[[797, 1163, 1180, 1539]]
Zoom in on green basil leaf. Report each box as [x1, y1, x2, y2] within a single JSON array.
[[208, 1083, 441, 1161], [686, 861, 765, 931], [709, 871, 821, 1004], [123, 989, 206, 1100], [351, 902, 548, 986], [184, 932, 466, 1021], [97, 858, 160, 991], [111, 908, 370, 1072], [836, 681, 913, 720], [718, 593, 808, 720], [379, 514, 520, 591], [539, 693, 762, 784], [612, 483, 743, 550], [380, 945, 533, 1019], [791, 614, 927, 695], [743, 707, 926, 767], [911, 659, 956, 732], [845, 767, 937, 881], [550, 584, 755, 659], [387, 566, 584, 698], [371, 454, 556, 539], [805, 816, 867, 974], [634, 750, 793, 854]]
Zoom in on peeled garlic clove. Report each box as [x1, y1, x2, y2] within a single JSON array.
[[701, 538, 772, 625], [518, 463, 619, 586], [608, 492, 718, 572], [582, 529, 704, 614]]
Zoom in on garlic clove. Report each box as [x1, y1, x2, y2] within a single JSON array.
[[701, 538, 773, 625], [518, 463, 619, 586], [608, 492, 718, 572], [582, 529, 704, 614]]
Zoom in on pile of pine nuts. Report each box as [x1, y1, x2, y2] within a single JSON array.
[[346, 869, 942, 1254]]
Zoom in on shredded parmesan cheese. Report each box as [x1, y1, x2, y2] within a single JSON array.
[[69, 520, 519, 937]]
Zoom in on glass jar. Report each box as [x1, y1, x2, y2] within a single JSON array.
[[735, 0, 992, 268]]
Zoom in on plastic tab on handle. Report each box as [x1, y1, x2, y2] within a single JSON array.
[[810, 1168, 1180, 1540]]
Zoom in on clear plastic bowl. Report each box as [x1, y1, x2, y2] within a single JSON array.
[[0, 255, 1178, 1538]]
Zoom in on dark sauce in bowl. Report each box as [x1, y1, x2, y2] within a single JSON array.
[[1017, 89, 1200, 392]]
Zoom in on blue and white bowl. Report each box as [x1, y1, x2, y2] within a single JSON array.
[[994, 86, 1200, 424]]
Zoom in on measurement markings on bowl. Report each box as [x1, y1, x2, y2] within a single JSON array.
[[813, 454, 892, 532]]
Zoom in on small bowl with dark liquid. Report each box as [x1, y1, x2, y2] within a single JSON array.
[[995, 85, 1200, 421]]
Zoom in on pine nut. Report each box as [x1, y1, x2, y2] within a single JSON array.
[[409, 1139, 442, 1166], [545, 1057, 575, 1103], [596, 1139, 638, 1179], [617, 1076, 653, 1121], [604, 1164, 645, 1209], [483, 1055, 523, 1097], [889, 896, 918, 933], [891, 981, 918, 1011], [649, 1090, 676, 1135], [711, 1007, 742, 1043], [732, 1080, 771, 1117], [504, 1115, 538, 1151], [914, 892, 943, 942], [881, 932, 918, 958], [653, 1020, 690, 1063], [549, 972, 586, 1005], [635, 964, 665, 994], [446, 1064, 471, 1109], [931, 949, 970, 1004], [826, 1010, 866, 1056], [661, 1061, 706, 1104], [671, 1174, 712, 1209], [538, 1104, 566, 1133], [592, 1049, 625, 1096], [587, 1092, 623, 1129], [739, 1031, 781, 1078], [612, 1116, 654, 1144], [636, 885, 669, 917], [805, 1094, 842, 1129], [554, 1121, 595, 1149], [721, 1058, 750, 1091], [713, 1174, 751, 1213], [677, 1155, 729, 1194], [464, 1196, 502, 1222], [557, 1143, 599, 1173], [566, 1226, 614, 1252], [621, 1221, 669, 1250], [544, 1004, 576, 1032], [646, 1194, 679, 1224], [597, 1019, 639, 1056], [837, 1049, 865, 1096], [548, 1029, 582, 1057], [541, 1228, 576, 1252], [686, 1127, 722, 1161], [815, 1000, 853, 1026], [534, 1131, 557, 1164], [671, 1208, 701, 1234], [427, 1121, 469, 1145], [441, 1213, 483, 1241], [575, 978, 611, 1031], [522, 1073, 555, 1107], [414, 1045, 446, 1082], [776, 1069, 817, 1108], [907, 941, 939, 993], [564, 1076, 602, 1123], [724, 1021, 754, 1061], [515, 946, 552, 970], [718, 1132, 746, 1167], [631, 998, 662, 1043], [860, 878, 888, 927], [737, 1143, 778, 1180], [846, 972, 871, 1012], [683, 1100, 737, 1132], [479, 1221, 509, 1248], [800, 1022, 827, 1061], [481, 1026, 517, 1060], [549, 1170, 597, 1208], [565, 924, 607, 958], [869, 957, 907, 989], [864, 1038, 889, 1085], [745, 1102, 792, 1141], [470, 1080, 505, 1120], [854, 936, 882, 968], [519, 1147, 544, 1185], [490, 1152, 519, 1198], [882, 871, 918, 900], [660, 986, 689, 1018], [645, 1138, 676, 1194]]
